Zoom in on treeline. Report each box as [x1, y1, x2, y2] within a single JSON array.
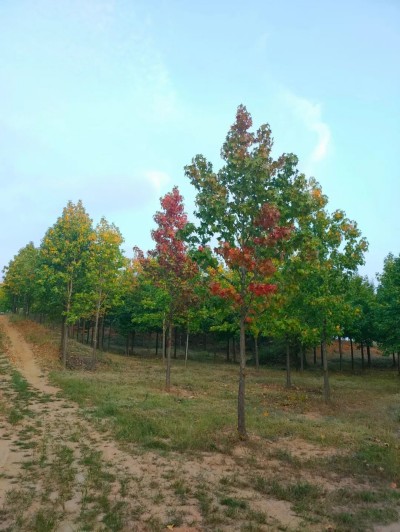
[[1, 105, 399, 437]]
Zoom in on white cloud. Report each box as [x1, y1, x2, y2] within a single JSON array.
[[283, 91, 332, 164], [144, 170, 170, 194]]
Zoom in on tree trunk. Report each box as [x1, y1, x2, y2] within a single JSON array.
[[313, 346, 317, 365], [86, 322, 91, 344], [338, 336, 342, 371], [92, 294, 102, 363], [166, 323, 172, 391], [155, 331, 159, 357], [320, 342, 323, 367], [226, 337, 230, 362], [322, 321, 330, 403], [300, 344, 305, 373], [254, 334, 259, 371], [350, 338, 354, 372], [237, 315, 247, 439], [361, 342, 365, 370], [107, 324, 111, 350], [392, 352, 396, 368], [185, 328, 189, 367], [233, 337, 237, 364], [286, 341, 292, 388], [174, 327, 178, 359], [100, 317, 105, 351], [367, 345, 371, 368], [162, 318, 166, 362], [397, 352, 400, 376], [62, 281, 73, 368]]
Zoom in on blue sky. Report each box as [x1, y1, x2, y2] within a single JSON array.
[[1, 0, 399, 280]]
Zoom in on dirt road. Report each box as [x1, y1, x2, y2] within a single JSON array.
[[0, 316, 304, 531]]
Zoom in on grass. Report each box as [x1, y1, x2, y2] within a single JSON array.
[[4, 317, 400, 531]]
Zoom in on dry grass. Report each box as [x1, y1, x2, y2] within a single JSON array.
[[3, 317, 400, 531]]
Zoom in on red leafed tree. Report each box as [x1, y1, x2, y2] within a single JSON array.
[[141, 186, 198, 390], [185, 105, 293, 438]]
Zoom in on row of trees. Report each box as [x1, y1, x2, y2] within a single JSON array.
[[1, 106, 399, 438]]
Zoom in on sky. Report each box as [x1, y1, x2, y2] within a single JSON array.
[[1, 0, 399, 281]]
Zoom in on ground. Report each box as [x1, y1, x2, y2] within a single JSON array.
[[0, 315, 399, 531]]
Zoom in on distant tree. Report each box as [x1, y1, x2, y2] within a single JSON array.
[[376, 253, 400, 367], [87, 217, 125, 361], [2, 242, 39, 315], [345, 275, 376, 369], [38, 200, 94, 367]]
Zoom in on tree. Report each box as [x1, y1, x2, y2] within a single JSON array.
[[345, 275, 376, 370], [38, 200, 94, 367], [184, 106, 295, 438], [2, 242, 39, 315], [291, 206, 367, 400], [138, 187, 198, 390], [87, 218, 125, 361], [376, 253, 400, 368]]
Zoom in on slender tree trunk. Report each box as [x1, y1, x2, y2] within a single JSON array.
[[361, 342, 365, 370], [233, 337, 237, 364], [100, 318, 105, 351], [286, 341, 292, 388], [338, 336, 342, 371], [62, 281, 73, 368], [367, 345, 371, 368], [61, 317, 66, 361], [185, 327, 189, 367], [174, 327, 178, 359], [226, 337, 230, 362], [254, 334, 259, 371], [92, 293, 102, 362], [107, 324, 111, 350], [131, 331, 135, 355], [166, 323, 172, 391], [204, 333, 207, 352], [350, 338, 354, 372], [322, 320, 330, 403], [320, 342, 323, 367], [237, 314, 247, 439], [313, 346, 317, 365], [162, 318, 166, 363], [392, 352, 396, 368], [300, 345, 305, 373]]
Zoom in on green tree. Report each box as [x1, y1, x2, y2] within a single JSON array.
[[376, 253, 400, 367], [87, 217, 125, 361], [2, 242, 39, 315], [38, 200, 94, 367]]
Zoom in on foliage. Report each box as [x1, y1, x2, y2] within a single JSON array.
[[376, 253, 400, 353], [2, 242, 39, 314]]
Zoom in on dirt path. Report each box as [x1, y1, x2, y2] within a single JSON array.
[[1, 316, 398, 531], [0, 316, 307, 531]]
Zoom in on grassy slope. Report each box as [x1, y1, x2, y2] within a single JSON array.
[[7, 317, 400, 531]]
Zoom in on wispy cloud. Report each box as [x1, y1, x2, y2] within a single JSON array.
[[282, 91, 332, 165], [144, 170, 170, 194]]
